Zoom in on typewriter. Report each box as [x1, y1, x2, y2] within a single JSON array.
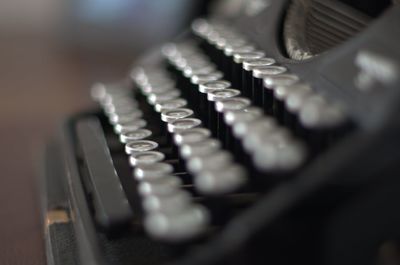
[[42, 1, 400, 265]]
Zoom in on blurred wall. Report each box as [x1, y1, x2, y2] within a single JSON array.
[[0, 0, 63, 35]]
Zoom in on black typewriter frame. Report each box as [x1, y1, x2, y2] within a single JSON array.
[[42, 1, 400, 265]]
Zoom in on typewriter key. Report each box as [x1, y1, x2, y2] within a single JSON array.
[[187, 150, 233, 174], [148, 89, 181, 105], [215, 97, 251, 146], [232, 116, 275, 140], [232, 51, 266, 91], [224, 107, 263, 127], [264, 74, 300, 118], [183, 67, 216, 101], [183, 64, 216, 78], [129, 151, 165, 167], [114, 119, 147, 134], [174, 128, 212, 146], [191, 18, 210, 34], [161, 108, 194, 123], [207, 89, 241, 137], [282, 83, 313, 130], [180, 138, 222, 160], [252, 138, 306, 173], [134, 162, 174, 181], [142, 190, 192, 213], [174, 55, 208, 71], [213, 35, 246, 68], [109, 111, 143, 125], [299, 96, 347, 152], [119, 128, 152, 143], [141, 81, 175, 96], [92, 83, 130, 102], [190, 72, 223, 110], [104, 104, 138, 116], [199, 80, 231, 124], [242, 58, 276, 99], [195, 164, 247, 195], [125, 140, 158, 155], [224, 45, 255, 80], [167, 118, 202, 133], [224, 107, 264, 154], [144, 204, 209, 242], [155, 98, 188, 113], [138, 175, 182, 197], [101, 96, 137, 110], [263, 73, 300, 89], [252, 65, 287, 110], [242, 120, 283, 153]]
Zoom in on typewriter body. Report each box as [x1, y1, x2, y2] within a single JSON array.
[[42, 1, 400, 265]]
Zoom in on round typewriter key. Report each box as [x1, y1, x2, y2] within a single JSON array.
[[183, 64, 216, 78], [207, 89, 241, 136], [180, 138, 221, 160], [285, 84, 313, 114], [198, 80, 231, 124], [148, 89, 181, 105], [299, 96, 341, 129], [195, 164, 247, 195], [244, 127, 291, 155], [207, 88, 241, 102], [232, 51, 266, 90], [190, 72, 223, 110], [284, 84, 313, 131], [174, 127, 212, 146], [273, 85, 293, 124], [263, 73, 300, 89], [155, 98, 188, 113], [120, 128, 152, 143], [167, 118, 202, 133], [224, 44, 255, 57], [215, 97, 251, 146], [224, 107, 264, 154], [187, 150, 233, 174], [241, 120, 282, 153], [102, 96, 137, 110], [104, 104, 138, 116], [192, 18, 211, 38], [199, 80, 231, 94], [114, 119, 147, 134], [252, 65, 287, 110], [161, 108, 194, 123], [242, 58, 275, 99], [99, 84, 131, 98], [142, 190, 192, 213], [224, 45, 255, 80], [214, 36, 247, 68], [138, 175, 182, 197], [224, 106, 263, 126], [243, 58, 276, 71], [125, 140, 158, 155], [142, 81, 175, 96], [299, 96, 347, 152], [129, 151, 165, 167], [134, 162, 174, 181], [144, 204, 209, 242], [253, 138, 306, 173], [109, 111, 143, 125], [174, 55, 208, 71]]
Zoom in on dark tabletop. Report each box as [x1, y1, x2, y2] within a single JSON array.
[[0, 34, 132, 265]]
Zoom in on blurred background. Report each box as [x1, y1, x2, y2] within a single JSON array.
[[0, 0, 211, 263]]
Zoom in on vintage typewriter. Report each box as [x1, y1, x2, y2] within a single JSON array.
[[42, 1, 400, 265]]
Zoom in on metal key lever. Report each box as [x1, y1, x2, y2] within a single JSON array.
[[76, 118, 134, 231]]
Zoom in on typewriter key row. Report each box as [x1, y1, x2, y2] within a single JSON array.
[[92, 82, 211, 242]]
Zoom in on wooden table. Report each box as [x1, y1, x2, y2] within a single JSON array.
[[0, 35, 132, 264]]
